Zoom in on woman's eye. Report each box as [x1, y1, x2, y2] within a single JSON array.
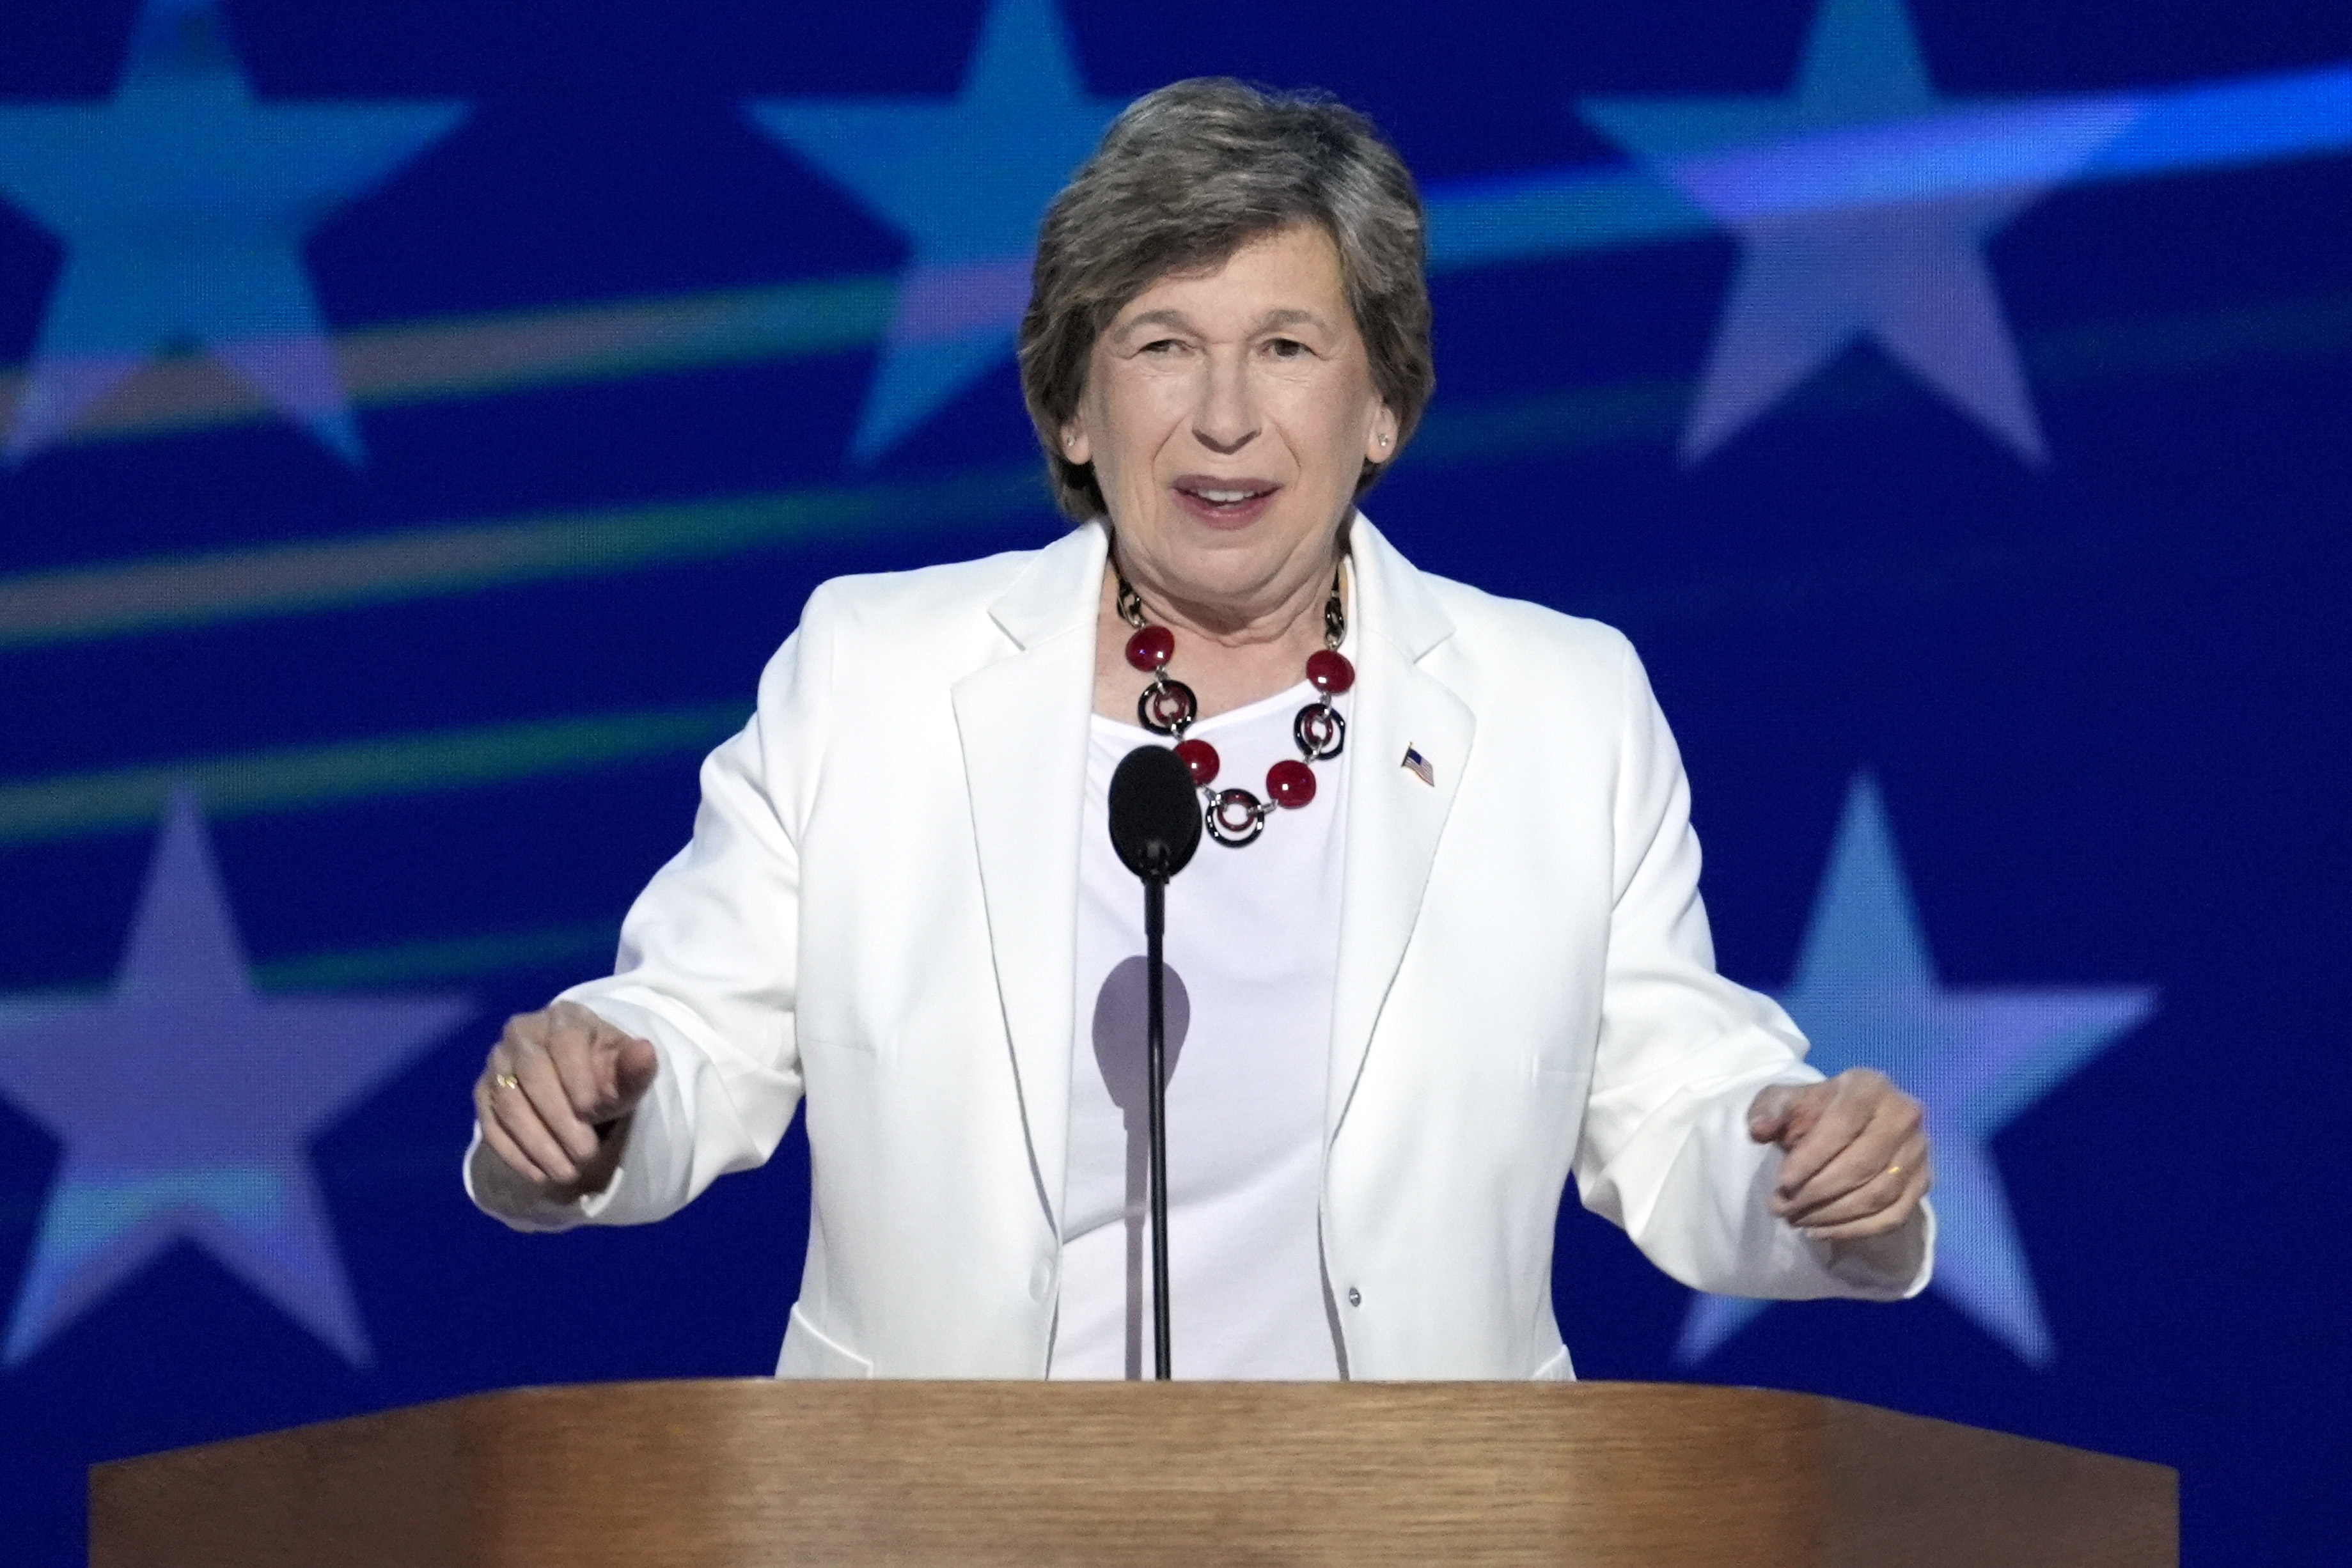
[[1265, 338, 1308, 358], [1140, 338, 1185, 355]]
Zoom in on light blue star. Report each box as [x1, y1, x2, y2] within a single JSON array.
[[1677, 774, 2155, 1367], [0, 790, 469, 1366], [0, 0, 466, 464], [746, 0, 1127, 463], [1581, 0, 2135, 464]]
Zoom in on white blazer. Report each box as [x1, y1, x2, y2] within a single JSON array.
[[474, 515, 1930, 1379]]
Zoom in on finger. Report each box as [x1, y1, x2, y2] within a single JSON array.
[[540, 1012, 609, 1127], [1771, 1085, 1874, 1203], [608, 1035, 659, 1117], [1746, 1084, 1804, 1143], [1779, 1101, 1919, 1220], [487, 1055, 588, 1182], [1755, 1080, 1833, 1152], [474, 1076, 551, 1186], [545, 1002, 655, 1125], [509, 1028, 603, 1165], [1775, 1068, 1907, 1180], [1786, 1129, 1931, 1229], [486, 1069, 579, 1184], [1802, 1161, 1933, 1241], [1796, 1127, 1929, 1225]]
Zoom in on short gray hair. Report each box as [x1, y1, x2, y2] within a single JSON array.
[[1018, 79, 1434, 522]]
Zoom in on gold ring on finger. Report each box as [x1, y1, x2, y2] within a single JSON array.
[[1885, 1163, 1902, 1178], [494, 1072, 520, 1091]]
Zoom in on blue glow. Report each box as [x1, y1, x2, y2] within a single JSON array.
[[0, 792, 470, 1366], [745, 0, 1127, 461], [0, 0, 465, 464], [2086, 65, 2352, 179], [1677, 777, 2156, 1368]]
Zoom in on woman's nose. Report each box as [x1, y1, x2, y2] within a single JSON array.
[[1191, 356, 1258, 453]]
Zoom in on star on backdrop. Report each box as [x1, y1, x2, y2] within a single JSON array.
[[1677, 774, 2156, 1367], [0, 790, 469, 1367], [746, 0, 1127, 462], [1580, 0, 2135, 464], [0, 0, 466, 465]]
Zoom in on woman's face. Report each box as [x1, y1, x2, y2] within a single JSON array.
[[1063, 223, 1397, 623]]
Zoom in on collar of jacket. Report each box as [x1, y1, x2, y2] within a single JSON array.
[[952, 514, 1475, 1235]]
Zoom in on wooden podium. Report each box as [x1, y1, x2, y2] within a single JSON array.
[[90, 1380, 2175, 1566]]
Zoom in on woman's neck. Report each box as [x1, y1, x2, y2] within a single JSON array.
[[1092, 542, 1344, 725]]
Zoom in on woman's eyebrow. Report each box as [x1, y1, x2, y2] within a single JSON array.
[[1111, 305, 1334, 344], [1252, 307, 1331, 333], [1112, 308, 1196, 342]]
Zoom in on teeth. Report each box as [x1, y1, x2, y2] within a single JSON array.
[[1196, 489, 1257, 503]]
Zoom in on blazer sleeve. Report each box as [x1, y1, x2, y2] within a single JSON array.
[[465, 585, 836, 1232], [1570, 634, 1931, 1301]]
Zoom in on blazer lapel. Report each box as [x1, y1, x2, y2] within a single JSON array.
[[1327, 517, 1475, 1142], [952, 522, 1108, 1234]]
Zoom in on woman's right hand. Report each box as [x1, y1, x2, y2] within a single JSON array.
[[471, 1000, 659, 1198]]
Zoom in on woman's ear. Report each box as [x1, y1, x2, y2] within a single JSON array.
[[1364, 407, 1397, 463], [1062, 418, 1092, 466]]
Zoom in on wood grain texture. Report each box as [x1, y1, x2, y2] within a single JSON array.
[[90, 1380, 2176, 1567]]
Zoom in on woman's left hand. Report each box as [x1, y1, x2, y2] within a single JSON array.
[[1746, 1068, 1933, 1241]]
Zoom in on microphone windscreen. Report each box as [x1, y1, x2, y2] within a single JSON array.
[[1108, 744, 1203, 881]]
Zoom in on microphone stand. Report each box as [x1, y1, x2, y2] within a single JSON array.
[[1106, 741, 1200, 1382], [1143, 872, 1173, 1381]]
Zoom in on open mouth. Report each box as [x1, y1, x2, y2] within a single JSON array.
[[1173, 476, 1280, 519]]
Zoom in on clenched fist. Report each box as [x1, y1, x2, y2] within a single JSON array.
[[472, 1000, 659, 1200], [1746, 1067, 1932, 1244]]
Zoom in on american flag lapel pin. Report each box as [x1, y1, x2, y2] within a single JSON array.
[[1401, 745, 1435, 787]]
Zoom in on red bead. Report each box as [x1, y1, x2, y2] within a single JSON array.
[[1125, 625, 1174, 671], [1174, 738, 1221, 786], [1305, 648, 1354, 694], [1266, 758, 1317, 808]]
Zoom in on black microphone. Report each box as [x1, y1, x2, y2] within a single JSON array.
[[1109, 742, 1203, 882], [1106, 744, 1202, 1380]]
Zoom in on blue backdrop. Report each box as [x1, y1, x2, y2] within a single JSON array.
[[2, 0, 2347, 1560]]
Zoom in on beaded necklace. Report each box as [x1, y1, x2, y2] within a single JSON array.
[[1115, 564, 1354, 848]]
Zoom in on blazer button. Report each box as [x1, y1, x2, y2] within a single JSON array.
[[1347, 1287, 1362, 1307]]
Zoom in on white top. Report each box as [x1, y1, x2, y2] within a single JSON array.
[[1051, 680, 1352, 1380]]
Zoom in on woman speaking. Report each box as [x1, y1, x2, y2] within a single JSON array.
[[466, 79, 1933, 1380]]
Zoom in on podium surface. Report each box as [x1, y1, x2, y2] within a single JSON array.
[[91, 1379, 2176, 1566]]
